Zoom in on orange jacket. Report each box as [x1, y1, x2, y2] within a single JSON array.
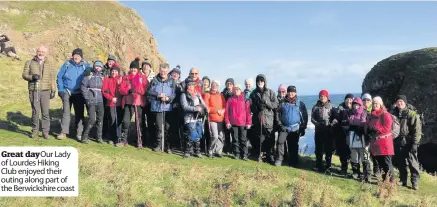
[[203, 91, 226, 122]]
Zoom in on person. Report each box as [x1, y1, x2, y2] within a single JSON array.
[[202, 76, 211, 94], [222, 78, 235, 154], [80, 61, 105, 144], [244, 78, 254, 100], [249, 74, 278, 163], [142, 59, 156, 83], [102, 55, 119, 142], [277, 84, 287, 102], [56, 48, 90, 140], [181, 67, 203, 94], [21, 46, 56, 139], [0, 34, 19, 60], [141, 59, 157, 147], [362, 93, 379, 176], [147, 63, 176, 153], [103, 55, 119, 77], [180, 78, 208, 158], [365, 96, 395, 183], [275, 86, 308, 167], [203, 80, 226, 157], [346, 97, 371, 182], [391, 95, 422, 190], [169, 66, 184, 150], [118, 59, 148, 147], [334, 93, 354, 175], [311, 89, 336, 172], [273, 84, 287, 154], [102, 66, 123, 145], [225, 84, 252, 161]]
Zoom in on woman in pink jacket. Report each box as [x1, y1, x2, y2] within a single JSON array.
[[225, 84, 252, 161]]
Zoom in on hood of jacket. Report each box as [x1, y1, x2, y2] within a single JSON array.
[[255, 74, 268, 91]]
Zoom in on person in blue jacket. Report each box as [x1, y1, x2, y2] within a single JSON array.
[[56, 48, 90, 141]]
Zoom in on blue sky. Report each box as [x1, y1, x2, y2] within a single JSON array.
[[122, 1, 437, 95]]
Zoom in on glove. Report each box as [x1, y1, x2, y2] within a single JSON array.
[[281, 126, 288, 132], [128, 89, 135, 94], [85, 100, 91, 106], [299, 129, 305, 137], [330, 119, 338, 127], [32, 74, 40, 81], [411, 144, 418, 153], [50, 91, 56, 99], [226, 124, 232, 129], [246, 125, 251, 130], [58, 91, 65, 98]]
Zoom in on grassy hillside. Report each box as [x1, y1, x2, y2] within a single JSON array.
[[1, 58, 437, 206]]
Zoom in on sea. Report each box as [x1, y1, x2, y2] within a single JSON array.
[[295, 93, 361, 155]]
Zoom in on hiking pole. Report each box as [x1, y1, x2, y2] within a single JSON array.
[[162, 108, 165, 152], [135, 105, 143, 149], [115, 106, 120, 144], [35, 80, 39, 137]]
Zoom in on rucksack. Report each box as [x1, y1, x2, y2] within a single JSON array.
[[187, 120, 203, 142], [383, 112, 400, 138], [280, 100, 302, 132]]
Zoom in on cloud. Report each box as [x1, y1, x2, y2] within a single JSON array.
[[308, 12, 340, 26], [160, 24, 188, 36]]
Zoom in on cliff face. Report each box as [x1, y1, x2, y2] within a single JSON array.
[[362, 48, 437, 172], [0, 1, 165, 72]]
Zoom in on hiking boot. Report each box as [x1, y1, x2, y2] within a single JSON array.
[[97, 138, 104, 143], [76, 135, 82, 141], [153, 147, 162, 152], [31, 130, 39, 138], [398, 181, 407, 187], [166, 148, 172, 154], [116, 142, 126, 147], [274, 160, 282, 166], [412, 184, 419, 190], [194, 153, 202, 158], [242, 156, 249, 161], [215, 153, 223, 158], [108, 140, 114, 145], [208, 153, 213, 158], [184, 152, 191, 158], [81, 138, 89, 144], [42, 133, 49, 139], [56, 133, 67, 140]]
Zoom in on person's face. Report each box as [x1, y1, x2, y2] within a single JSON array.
[[142, 64, 151, 73], [319, 95, 328, 103], [279, 90, 286, 97], [36, 47, 47, 59], [345, 98, 353, 106], [211, 82, 218, 92], [131, 68, 138, 75], [94, 66, 102, 71], [353, 103, 360, 110], [108, 60, 115, 68], [287, 91, 296, 98], [235, 88, 242, 96], [373, 102, 381, 110], [171, 72, 180, 80], [190, 69, 199, 80], [226, 82, 233, 90], [245, 81, 252, 89], [363, 99, 372, 107], [111, 69, 119, 77], [187, 84, 195, 92], [257, 80, 265, 88], [203, 80, 210, 88], [159, 66, 169, 78], [396, 99, 406, 110], [73, 54, 81, 63]]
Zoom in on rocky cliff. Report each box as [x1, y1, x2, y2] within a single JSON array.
[[362, 47, 437, 172], [0, 1, 165, 72]]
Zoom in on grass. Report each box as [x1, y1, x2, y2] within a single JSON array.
[[1, 54, 437, 206]]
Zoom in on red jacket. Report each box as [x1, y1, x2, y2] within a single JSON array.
[[203, 91, 226, 122], [102, 75, 122, 107], [225, 94, 252, 126], [119, 72, 148, 108], [366, 109, 394, 156]]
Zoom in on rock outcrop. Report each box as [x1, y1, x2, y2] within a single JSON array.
[[0, 1, 165, 73], [362, 47, 437, 172]]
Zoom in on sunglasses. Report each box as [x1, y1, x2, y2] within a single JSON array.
[[190, 73, 198, 75], [363, 99, 371, 102]]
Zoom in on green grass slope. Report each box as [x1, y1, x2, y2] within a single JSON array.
[[1, 57, 437, 206]]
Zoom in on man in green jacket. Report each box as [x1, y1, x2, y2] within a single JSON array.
[[391, 95, 422, 190], [22, 46, 57, 139]]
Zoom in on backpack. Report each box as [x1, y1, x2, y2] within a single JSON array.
[[383, 112, 400, 138], [187, 120, 203, 142], [280, 100, 302, 132]]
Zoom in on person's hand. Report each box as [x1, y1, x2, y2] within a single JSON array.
[[299, 129, 305, 137], [195, 106, 202, 112], [411, 144, 418, 153], [50, 91, 56, 99], [226, 124, 232, 129], [160, 96, 168, 102], [281, 126, 288, 132], [246, 125, 251, 129], [112, 97, 117, 103], [32, 74, 40, 81], [128, 89, 135, 94], [58, 91, 65, 98]]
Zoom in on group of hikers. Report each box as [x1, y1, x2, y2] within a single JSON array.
[[22, 46, 422, 190]]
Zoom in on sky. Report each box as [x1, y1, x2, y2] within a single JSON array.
[[121, 1, 437, 95]]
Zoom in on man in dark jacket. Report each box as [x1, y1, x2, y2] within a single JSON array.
[[391, 95, 422, 190], [147, 63, 176, 153], [275, 86, 308, 167], [80, 61, 105, 144], [222, 78, 234, 101], [333, 93, 354, 175], [170, 66, 184, 151], [249, 74, 279, 163], [311, 89, 336, 172]]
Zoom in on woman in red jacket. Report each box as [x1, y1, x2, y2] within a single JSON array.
[[118, 59, 148, 147], [225, 84, 252, 161], [102, 66, 123, 145], [365, 96, 395, 182]]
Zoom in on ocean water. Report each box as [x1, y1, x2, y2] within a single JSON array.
[[296, 93, 361, 155]]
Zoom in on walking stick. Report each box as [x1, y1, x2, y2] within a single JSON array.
[[162, 109, 165, 152], [115, 106, 120, 143], [135, 105, 142, 149], [35, 80, 39, 135]]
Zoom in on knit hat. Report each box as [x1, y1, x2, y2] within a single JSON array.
[[211, 80, 220, 89], [202, 76, 210, 82], [396, 95, 408, 104], [130, 58, 140, 69], [225, 78, 235, 85], [234, 84, 242, 90], [345, 93, 354, 100], [170, 67, 181, 76], [72, 48, 83, 58], [287, 86, 297, 93], [319, 89, 329, 98], [107, 55, 117, 62], [361, 93, 372, 101], [373, 96, 384, 106], [93, 60, 104, 69], [278, 84, 286, 92], [111, 65, 120, 73]]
